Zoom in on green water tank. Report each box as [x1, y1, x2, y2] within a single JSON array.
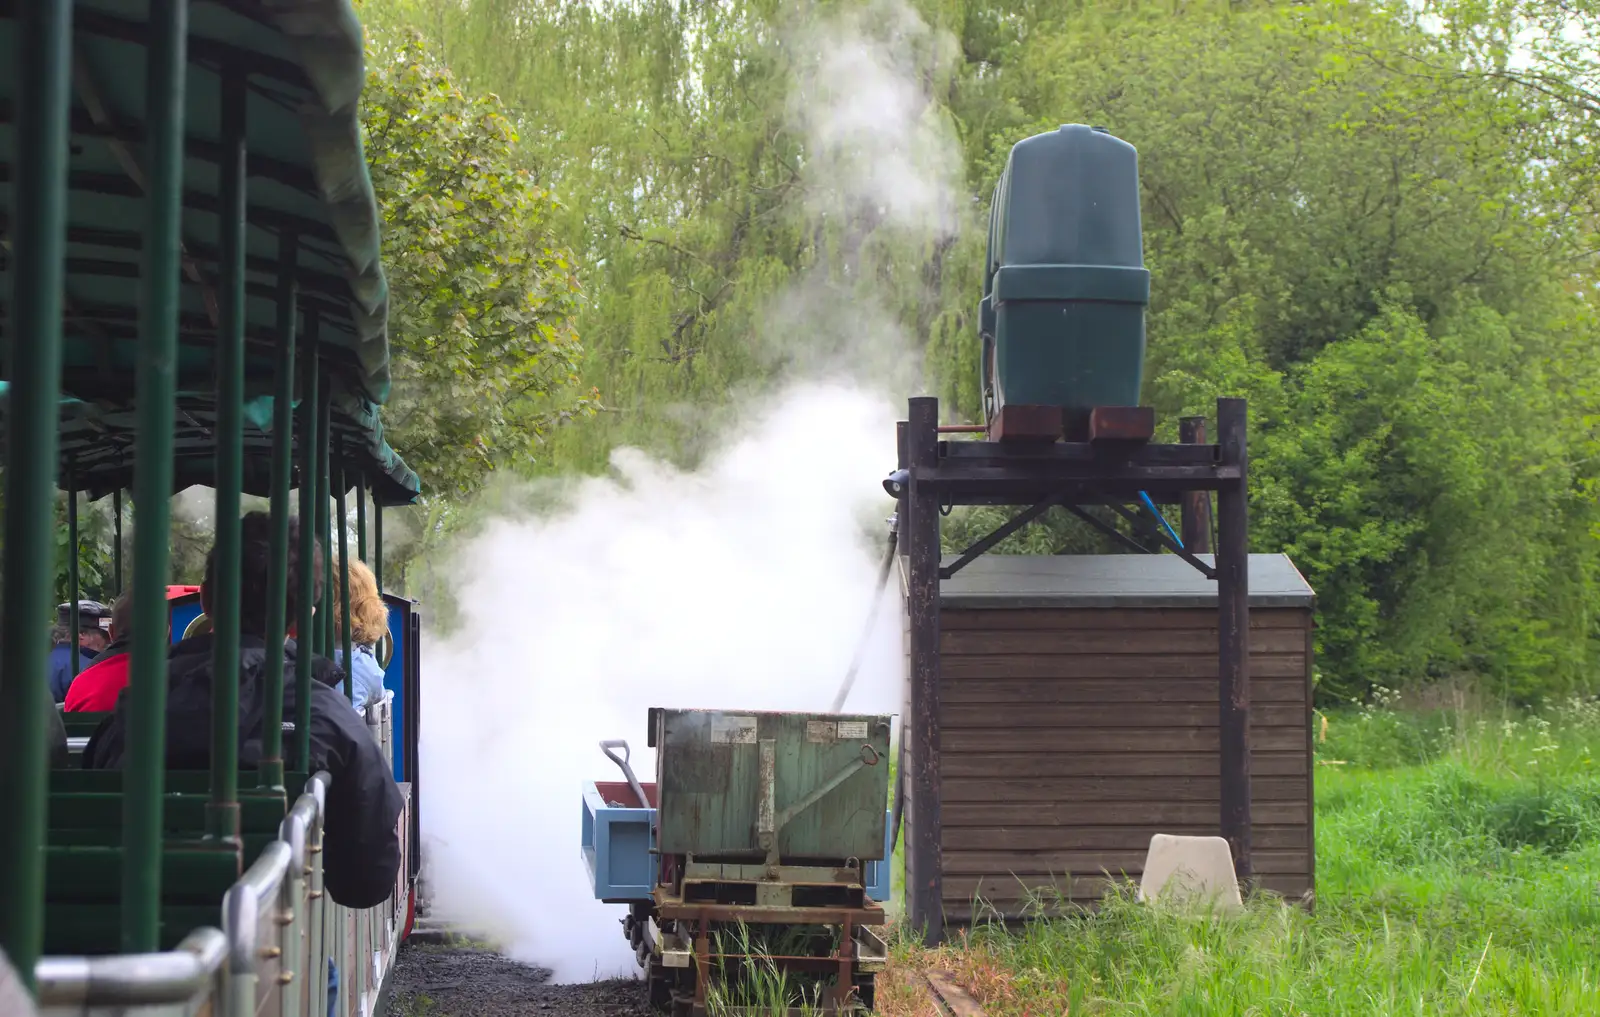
[[980, 124, 1149, 434]]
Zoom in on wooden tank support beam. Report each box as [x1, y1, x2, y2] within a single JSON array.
[[1215, 398, 1252, 882], [905, 397, 944, 945], [898, 395, 1254, 943], [1179, 416, 1213, 554]]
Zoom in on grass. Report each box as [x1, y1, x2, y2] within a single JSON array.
[[875, 693, 1600, 1016], [704, 923, 835, 1015]]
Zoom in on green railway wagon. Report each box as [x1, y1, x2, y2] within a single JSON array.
[[588, 709, 897, 1016]]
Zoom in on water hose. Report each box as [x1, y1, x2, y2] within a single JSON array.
[[829, 522, 899, 713], [829, 520, 905, 854], [1138, 490, 1183, 549]]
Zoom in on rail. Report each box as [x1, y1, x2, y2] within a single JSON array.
[[34, 928, 227, 1007], [30, 768, 411, 1017]]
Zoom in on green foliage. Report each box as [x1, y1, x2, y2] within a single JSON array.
[[705, 923, 834, 1015], [1254, 296, 1596, 699], [907, 702, 1600, 1015], [357, 0, 1600, 700], [360, 32, 595, 496], [360, 0, 965, 472], [52, 494, 112, 608]]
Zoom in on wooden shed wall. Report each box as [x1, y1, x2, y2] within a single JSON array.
[[904, 605, 1314, 922]]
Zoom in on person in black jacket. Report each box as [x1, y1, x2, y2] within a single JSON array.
[[83, 512, 403, 910]]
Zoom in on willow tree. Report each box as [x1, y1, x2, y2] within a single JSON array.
[[360, 0, 971, 469], [358, 0, 1600, 700]]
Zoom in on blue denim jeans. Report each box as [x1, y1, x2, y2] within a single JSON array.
[[327, 960, 338, 1017]]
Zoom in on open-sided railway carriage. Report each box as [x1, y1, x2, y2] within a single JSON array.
[[1, 1, 425, 1013]]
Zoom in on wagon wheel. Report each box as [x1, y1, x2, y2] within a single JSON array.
[[646, 960, 676, 1012]]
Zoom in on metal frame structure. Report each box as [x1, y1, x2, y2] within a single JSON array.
[[585, 779, 893, 1017], [893, 395, 1252, 944], [648, 889, 888, 1016], [0, 1, 422, 1009]]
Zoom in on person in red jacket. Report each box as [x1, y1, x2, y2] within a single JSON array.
[[63, 590, 172, 712]]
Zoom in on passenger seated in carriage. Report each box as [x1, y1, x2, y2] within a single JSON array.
[[328, 558, 388, 714], [47, 599, 111, 703], [63, 589, 174, 712], [82, 511, 404, 909]]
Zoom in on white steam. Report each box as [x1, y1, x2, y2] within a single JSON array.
[[419, 383, 904, 981], [416, 0, 964, 983], [785, 0, 963, 238]]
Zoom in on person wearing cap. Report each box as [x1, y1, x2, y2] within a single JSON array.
[[64, 589, 177, 712], [48, 599, 111, 704]]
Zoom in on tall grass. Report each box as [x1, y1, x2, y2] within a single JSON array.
[[877, 694, 1600, 1016], [703, 923, 834, 1016]]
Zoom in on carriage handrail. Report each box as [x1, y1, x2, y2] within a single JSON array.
[[34, 927, 226, 1006], [279, 789, 320, 879], [223, 841, 292, 980]]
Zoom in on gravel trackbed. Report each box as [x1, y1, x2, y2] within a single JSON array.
[[384, 941, 650, 1017]]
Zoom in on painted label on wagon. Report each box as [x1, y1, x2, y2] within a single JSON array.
[[710, 715, 758, 745], [807, 720, 837, 742], [837, 720, 869, 740]]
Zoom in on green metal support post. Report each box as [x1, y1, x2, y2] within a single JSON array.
[[207, 71, 248, 841], [337, 466, 354, 700], [373, 503, 383, 595], [0, 0, 72, 989], [114, 489, 124, 593], [317, 391, 332, 656], [356, 471, 367, 562], [296, 320, 319, 773], [261, 231, 297, 792], [68, 469, 80, 679], [125, 0, 188, 953]]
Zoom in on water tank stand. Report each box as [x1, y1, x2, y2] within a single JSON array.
[[892, 395, 1253, 946]]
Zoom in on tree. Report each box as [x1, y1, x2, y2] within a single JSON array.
[[358, 0, 1600, 700], [360, 32, 595, 497], [923, 0, 1600, 699], [359, 0, 968, 471]]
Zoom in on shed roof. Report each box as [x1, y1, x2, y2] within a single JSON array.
[[903, 553, 1315, 609]]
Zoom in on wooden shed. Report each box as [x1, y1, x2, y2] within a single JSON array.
[[900, 552, 1316, 922]]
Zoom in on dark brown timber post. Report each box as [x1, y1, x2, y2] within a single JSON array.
[[1179, 416, 1212, 554], [1215, 397, 1252, 884], [905, 396, 944, 944]]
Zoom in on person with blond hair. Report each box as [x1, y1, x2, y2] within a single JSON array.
[[329, 557, 389, 713]]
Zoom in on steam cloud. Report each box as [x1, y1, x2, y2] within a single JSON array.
[[419, 383, 904, 981], [416, 0, 962, 983], [785, 0, 963, 238]]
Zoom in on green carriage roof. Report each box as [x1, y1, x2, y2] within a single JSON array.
[[0, 0, 420, 505]]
